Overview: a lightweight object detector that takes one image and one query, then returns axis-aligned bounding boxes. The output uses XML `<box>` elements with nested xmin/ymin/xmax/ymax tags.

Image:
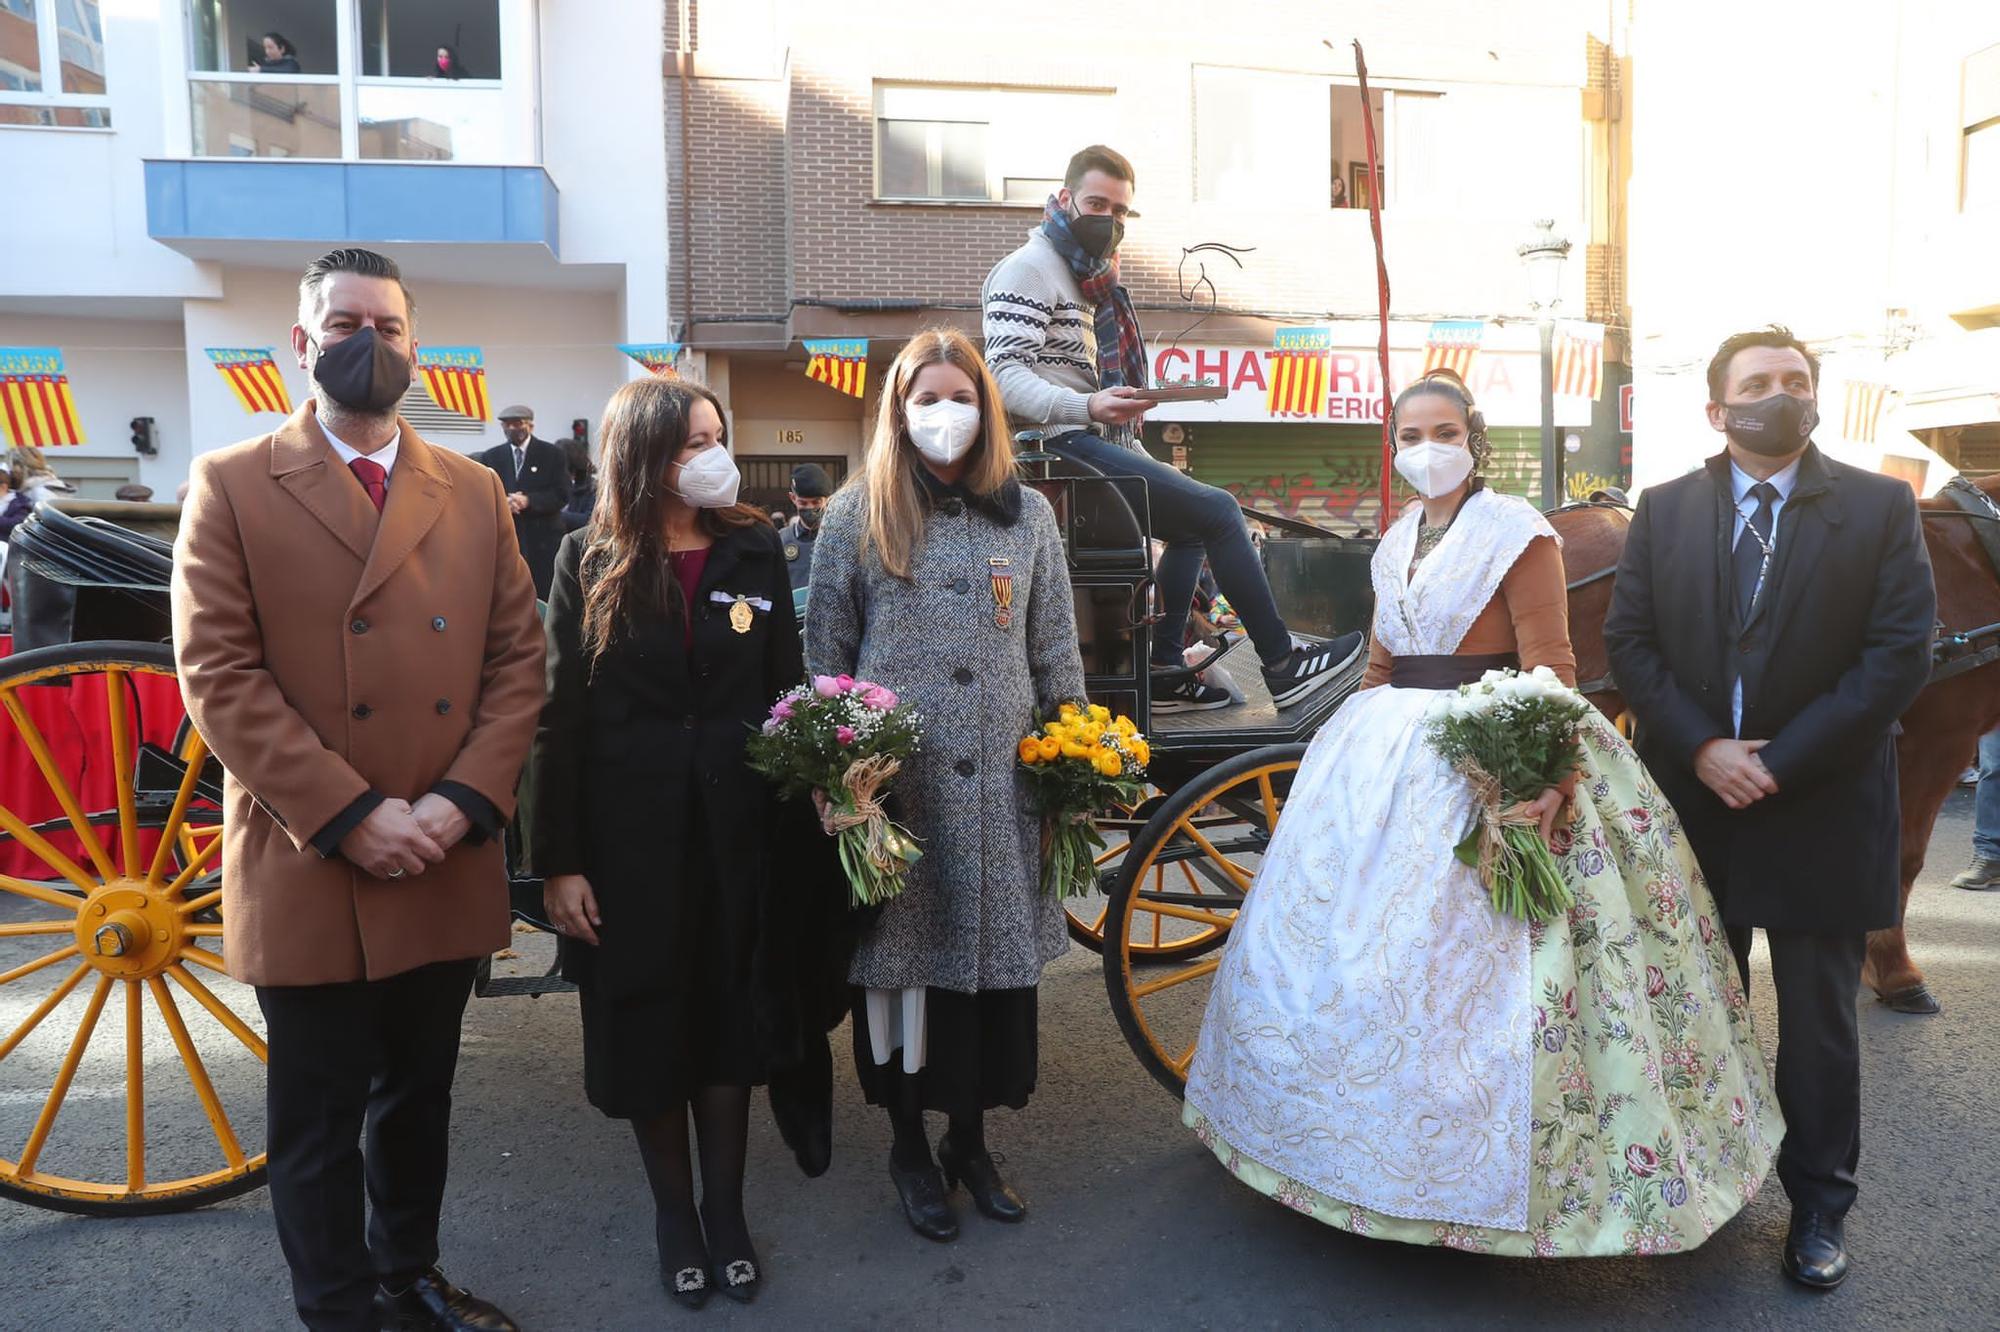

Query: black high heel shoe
<box><xmin>701</xmin><ymin>1204</ymin><xmax>763</xmax><ymax>1305</ymax></box>
<box><xmin>656</xmin><ymin>1212</ymin><xmax>712</xmax><ymax>1310</ymax></box>
<box><xmin>937</xmin><ymin>1133</ymin><xmax>1027</xmax><ymax>1222</ymax></box>
<box><xmin>888</xmin><ymin>1152</ymin><xmax>959</xmax><ymax>1242</ymax></box>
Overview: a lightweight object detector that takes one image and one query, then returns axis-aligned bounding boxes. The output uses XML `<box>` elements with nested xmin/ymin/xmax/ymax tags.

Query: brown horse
<box><xmin>1554</xmin><ymin>474</ymin><xmax>2000</xmax><ymax>1015</ymax></box>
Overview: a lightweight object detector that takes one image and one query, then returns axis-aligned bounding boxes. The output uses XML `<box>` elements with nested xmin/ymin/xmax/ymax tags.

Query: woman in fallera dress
<box><xmin>1183</xmin><ymin>370</ymin><xmax>1783</xmax><ymax>1257</ymax></box>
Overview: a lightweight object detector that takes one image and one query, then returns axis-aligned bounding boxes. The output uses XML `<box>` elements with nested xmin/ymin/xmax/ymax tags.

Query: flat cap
<box><xmin>497</xmin><ymin>404</ymin><xmax>535</xmax><ymax>421</ymax></box>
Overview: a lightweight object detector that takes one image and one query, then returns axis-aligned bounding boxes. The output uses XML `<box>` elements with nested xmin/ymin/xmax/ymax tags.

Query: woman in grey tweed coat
<box><xmin>806</xmin><ymin>329</ymin><xmax>1086</xmax><ymax>1242</ymax></box>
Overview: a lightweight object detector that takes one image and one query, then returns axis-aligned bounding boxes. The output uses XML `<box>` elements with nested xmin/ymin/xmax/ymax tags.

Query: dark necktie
<box><xmin>1732</xmin><ymin>481</ymin><xmax>1778</xmax><ymax>617</ymax></box>
<box><xmin>513</xmin><ymin>445</ymin><xmax>525</xmax><ymax>480</ymax></box>
<box><xmin>349</xmin><ymin>456</ymin><xmax>387</xmax><ymax>513</ymax></box>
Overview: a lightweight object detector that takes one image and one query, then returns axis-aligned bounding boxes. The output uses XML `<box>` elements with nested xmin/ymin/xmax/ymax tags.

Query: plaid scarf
<box><xmin>1041</xmin><ymin>196</ymin><xmax>1148</xmax><ymax>391</ymax></box>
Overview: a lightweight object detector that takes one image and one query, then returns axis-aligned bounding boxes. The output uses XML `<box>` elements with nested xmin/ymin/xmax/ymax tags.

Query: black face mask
<box><xmin>796</xmin><ymin>506</ymin><xmax>824</xmax><ymax>533</ymax></box>
<box><xmin>310</xmin><ymin>327</ymin><xmax>412</xmax><ymax>413</ymax></box>
<box><xmin>1723</xmin><ymin>392</ymin><xmax>1818</xmax><ymax>457</ymax></box>
<box><xmin>1069</xmin><ymin>209</ymin><xmax>1123</xmax><ymax>261</ymax></box>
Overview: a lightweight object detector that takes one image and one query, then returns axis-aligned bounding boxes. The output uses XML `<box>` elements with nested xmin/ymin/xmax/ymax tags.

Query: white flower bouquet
<box><xmin>1424</xmin><ymin>665</ymin><xmax>1591</xmax><ymax>921</ymax></box>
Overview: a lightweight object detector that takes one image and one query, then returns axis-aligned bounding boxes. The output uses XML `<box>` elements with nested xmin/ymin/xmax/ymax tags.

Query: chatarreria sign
<box><xmin>1143</xmin><ymin>334</ymin><xmax>1596</xmax><ymax>429</ymax></box>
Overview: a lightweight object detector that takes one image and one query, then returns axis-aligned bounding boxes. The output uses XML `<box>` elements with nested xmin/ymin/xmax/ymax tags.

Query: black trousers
<box><xmin>256</xmin><ymin>957</ymin><xmax>480</xmax><ymax>1332</ymax></box>
<box><xmin>1726</xmin><ymin>926</ymin><xmax>1866</xmax><ymax>1217</ymax></box>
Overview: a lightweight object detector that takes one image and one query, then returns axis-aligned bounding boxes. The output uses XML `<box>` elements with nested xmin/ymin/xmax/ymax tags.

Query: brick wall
<box><xmin>672</xmin><ymin>1</ymin><xmax>1605</xmax><ymax>339</ymax></box>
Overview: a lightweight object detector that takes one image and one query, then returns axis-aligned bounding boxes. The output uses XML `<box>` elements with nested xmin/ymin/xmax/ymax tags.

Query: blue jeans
<box><xmin>1976</xmin><ymin>727</ymin><xmax>2000</xmax><ymax>860</ymax></box>
<box><xmin>1047</xmin><ymin>430</ymin><xmax>1290</xmax><ymax>667</ymax></box>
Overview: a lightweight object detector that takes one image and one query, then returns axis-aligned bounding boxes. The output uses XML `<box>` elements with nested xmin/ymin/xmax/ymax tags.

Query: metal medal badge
<box><xmin>989</xmin><ymin>556</ymin><xmax>1013</xmax><ymax>628</ymax></box>
<box><xmin>729</xmin><ymin>596</ymin><xmax>754</xmax><ymax>634</ymax></box>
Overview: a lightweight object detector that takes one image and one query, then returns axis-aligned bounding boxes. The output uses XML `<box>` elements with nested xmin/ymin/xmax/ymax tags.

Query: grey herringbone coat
<box><xmin>805</xmin><ymin>477</ymin><xmax>1086</xmax><ymax>992</ymax></box>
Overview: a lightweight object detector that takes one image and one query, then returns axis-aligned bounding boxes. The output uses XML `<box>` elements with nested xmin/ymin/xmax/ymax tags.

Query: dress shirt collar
<box><xmin>321</xmin><ymin>417</ymin><xmax>400</xmax><ymax>475</ymax></box>
<box><xmin>1729</xmin><ymin>455</ymin><xmax>1801</xmax><ymax>507</ymax></box>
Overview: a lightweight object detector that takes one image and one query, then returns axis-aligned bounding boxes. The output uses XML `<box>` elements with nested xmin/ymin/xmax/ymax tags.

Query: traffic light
<box><xmin>129</xmin><ymin>416</ymin><xmax>157</xmax><ymax>457</ymax></box>
<box><xmin>571</xmin><ymin>418</ymin><xmax>588</xmax><ymax>445</ymax></box>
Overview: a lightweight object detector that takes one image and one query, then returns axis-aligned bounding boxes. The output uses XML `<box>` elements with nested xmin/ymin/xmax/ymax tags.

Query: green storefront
<box><xmin>1145</xmin><ymin>423</ymin><xmax>1549</xmax><ymax>536</ymax></box>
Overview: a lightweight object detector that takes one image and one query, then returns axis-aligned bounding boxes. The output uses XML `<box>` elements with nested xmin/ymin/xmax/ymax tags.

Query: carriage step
<box><xmin>474</xmin><ymin>973</ymin><xmax>576</xmax><ymax>999</ymax></box>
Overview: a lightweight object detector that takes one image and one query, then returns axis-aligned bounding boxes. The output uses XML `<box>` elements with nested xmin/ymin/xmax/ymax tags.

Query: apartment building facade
<box><xmin>669</xmin><ymin>0</ymin><xmax>1630</xmax><ymax>528</ymax></box>
<box><xmin>0</xmin><ymin>0</ymin><xmax>668</xmax><ymax>495</ymax></box>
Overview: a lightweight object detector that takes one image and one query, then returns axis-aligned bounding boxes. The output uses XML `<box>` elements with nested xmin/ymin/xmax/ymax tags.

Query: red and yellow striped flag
<box><xmin>1842</xmin><ymin>381</ymin><xmax>1892</xmax><ymax>443</ymax></box>
<box><xmin>1551</xmin><ymin>321</ymin><xmax>1605</xmax><ymax>400</ymax></box>
<box><xmin>413</xmin><ymin>346</ymin><xmax>491</xmax><ymax>421</ymax></box>
<box><xmin>0</xmin><ymin>347</ymin><xmax>86</xmax><ymax>447</ymax></box>
<box><xmin>804</xmin><ymin>338</ymin><xmax>868</xmax><ymax>398</ymax></box>
<box><xmin>617</xmin><ymin>342</ymin><xmax>683</xmax><ymax>377</ymax></box>
<box><xmin>1422</xmin><ymin>321</ymin><xmax>1486</xmax><ymax>379</ymax></box>
<box><xmin>1266</xmin><ymin>327</ymin><xmax>1331</xmax><ymax>418</ymax></box>
<box><xmin>206</xmin><ymin>347</ymin><xmax>294</xmax><ymax>415</ymax></box>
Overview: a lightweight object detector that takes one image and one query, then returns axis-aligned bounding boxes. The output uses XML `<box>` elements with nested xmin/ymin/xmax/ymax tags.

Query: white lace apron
<box><xmin>1184</xmin><ymin>489</ymin><xmax>1559</xmax><ymax>1230</ymax></box>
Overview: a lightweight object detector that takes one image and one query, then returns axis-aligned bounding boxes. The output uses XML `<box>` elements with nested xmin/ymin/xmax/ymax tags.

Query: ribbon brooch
<box><xmin>709</xmin><ymin>589</ymin><xmax>771</xmax><ymax>634</ymax></box>
<box><xmin>989</xmin><ymin>557</ymin><xmax>1013</xmax><ymax>629</ymax></box>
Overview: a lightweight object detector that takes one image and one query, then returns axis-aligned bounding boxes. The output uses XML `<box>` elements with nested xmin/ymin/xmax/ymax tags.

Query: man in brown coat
<box><xmin>172</xmin><ymin>248</ymin><xmax>544</xmax><ymax>1332</ymax></box>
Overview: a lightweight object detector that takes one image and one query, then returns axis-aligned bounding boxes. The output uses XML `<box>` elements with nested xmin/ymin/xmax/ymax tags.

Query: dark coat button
<box><xmin>432</xmin><ymin>616</ymin><xmax>447</xmax><ymax>631</ymax></box>
<box><xmin>435</xmin><ymin>699</ymin><xmax>451</xmax><ymax>714</ymax></box>
<box><xmin>953</xmin><ymin>667</ymin><xmax>974</xmax><ymax>685</ymax></box>
<box><xmin>950</xmin><ymin>578</ymin><xmax>970</xmax><ymax>594</ymax></box>
<box><xmin>352</xmin><ymin>704</ymin><xmax>372</xmax><ymax>719</ymax></box>
<box><xmin>350</xmin><ymin>618</ymin><xmax>368</xmax><ymax>634</ymax></box>
<box><xmin>954</xmin><ymin>759</ymin><xmax>975</xmax><ymax>777</ymax></box>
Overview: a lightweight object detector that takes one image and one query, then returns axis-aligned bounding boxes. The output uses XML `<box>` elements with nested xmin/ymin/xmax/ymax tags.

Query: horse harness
<box><xmin>1925</xmin><ymin>477</ymin><xmax>2000</xmax><ymax>686</ymax></box>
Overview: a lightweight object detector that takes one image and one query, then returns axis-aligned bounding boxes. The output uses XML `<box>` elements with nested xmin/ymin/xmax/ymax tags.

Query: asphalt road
<box><xmin>5</xmin><ymin>794</ymin><xmax>1998</xmax><ymax>1331</ymax></box>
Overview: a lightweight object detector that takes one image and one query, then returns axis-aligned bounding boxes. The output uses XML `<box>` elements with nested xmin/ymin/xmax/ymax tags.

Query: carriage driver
<box><xmin>173</xmin><ymin>247</ymin><xmax>544</xmax><ymax>1332</ymax></box>
<box><xmin>1606</xmin><ymin>325</ymin><xmax>1935</xmax><ymax>1291</ymax></box>
<box><xmin>981</xmin><ymin>144</ymin><xmax>1363</xmax><ymax>714</ymax></box>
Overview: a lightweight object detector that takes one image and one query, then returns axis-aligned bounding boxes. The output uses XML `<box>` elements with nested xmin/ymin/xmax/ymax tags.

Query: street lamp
<box><xmin>1518</xmin><ymin>218</ymin><xmax>1571</xmax><ymax>510</ymax></box>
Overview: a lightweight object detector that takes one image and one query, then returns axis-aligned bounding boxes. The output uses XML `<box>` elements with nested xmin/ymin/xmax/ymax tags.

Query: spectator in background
<box><xmin>432</xmin><ymin>46</ymin><xmax>468</xmax><ymax>79</ymax></box>
<box><xmin>778</xmin><ymin>463</ymin><xmax>831</xmax><ymax>595</ymax></box>
<box><xmin>1950</xmin><ymin>726</ymin><xmax>2000</xmax><ymax>890</ymax></box>
<box><xmin>0</xmin><ymin>467</ymin><xmax>29</xmax><ymax>541</ymax></box>
<box><xmin>477</xmin><ymin>405</ymin><xmax>571</xmax><ymax>600</ymax></box>
<box><xmin>1330</xmin><ymin>173</ymin><xmax>1350</xmax><ymax>209</ymax></box>
<box><xmin>249</xmin><ymin>31</ymin><xmax>301</xmax><ymax>73</ymax></box>
<box><xmin>561</xmin><ymin>434</ymin><xmax>597</xmax><ymax>532</ymax></box>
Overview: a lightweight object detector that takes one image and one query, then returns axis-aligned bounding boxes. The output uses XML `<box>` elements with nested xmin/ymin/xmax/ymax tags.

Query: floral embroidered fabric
<box><xmin>1183</xmin><ymin>493</ymin><xmax>1781</xmax><ymax>1255</ymax></box>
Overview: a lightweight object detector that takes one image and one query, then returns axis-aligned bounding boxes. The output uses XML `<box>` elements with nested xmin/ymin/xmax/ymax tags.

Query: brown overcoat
<box><xmin>171</xmin><ymin>402</ymin><xmax>546</xmax><ymax>986</ymax></box>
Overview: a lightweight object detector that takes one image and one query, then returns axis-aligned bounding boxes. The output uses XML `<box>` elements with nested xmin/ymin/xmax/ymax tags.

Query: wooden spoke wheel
<box><xmin>0</xmin><ymin>641</ymin><xmax>265</xmax><ymax>1215</ymax></box>
<box><xmin>1102</xmin><ymin>745</ymin><xmax>1304</xmax><ymax>1098</ymax></box>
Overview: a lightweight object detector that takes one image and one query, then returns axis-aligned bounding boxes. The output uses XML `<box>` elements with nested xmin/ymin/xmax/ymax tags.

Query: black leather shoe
<box><xmin>713</xmin><ymin>1254</ymin><xmax>762</xmax><ymax>1304</ymax></box>
<box><xmin>937</xmin><ymin>1133</ymin><xmax>1027</xmax><ymax>1222</ymax></box>
<box><xmin>888</xmin><ymin>1153</ymin><xmax>959</xmax><ymax>1242</ymax></box>
<box><xmin>1783</xmin><ymin>1210</ymin><xmax>1851</xmax><ymax>1289</ymax></box>
<box><xmin>376</xmin><ymin>1268</ymin><xmax>519</xmax><ymax>1331</ymax></box>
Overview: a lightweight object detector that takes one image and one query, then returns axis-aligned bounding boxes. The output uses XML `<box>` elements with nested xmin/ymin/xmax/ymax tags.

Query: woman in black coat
<box><xmin>529</xmin><ymin>377</ymin><xmax>839</xmax><ymax>1309</ymax></box>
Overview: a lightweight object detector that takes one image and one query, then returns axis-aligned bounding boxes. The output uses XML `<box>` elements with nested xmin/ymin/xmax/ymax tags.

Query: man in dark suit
<box><xmin>1605</xmin><ymin>325</ymin><xmax>1935</xmax><ymax>1291</ymax></box>
<box><xmin>477</xmin><ymin>405</ymin><xmax>570</xmax><ymax>599</ymax></box>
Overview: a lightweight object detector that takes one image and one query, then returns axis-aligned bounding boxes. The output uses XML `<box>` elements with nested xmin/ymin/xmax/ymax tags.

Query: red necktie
<box><xmin>349</xmin><ymin>456</ymin><xmax>387</xmax><ymax>513</ymax></box>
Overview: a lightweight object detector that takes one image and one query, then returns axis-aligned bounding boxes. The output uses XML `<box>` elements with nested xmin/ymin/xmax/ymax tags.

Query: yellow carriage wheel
<box><xmin>0</xmin><ymin>641</ymin><xmax>265</xmax><ymax>1215</ymax></box>
<box><xmin>1061</xmin><ymin>786</ymin><xmax>1235</xmax><ymax>961</ymax></box>
<box><xmin>1102</xmin><ymin>744</ymin><xmax>1305</xmax><ymax>1098</ymax></box>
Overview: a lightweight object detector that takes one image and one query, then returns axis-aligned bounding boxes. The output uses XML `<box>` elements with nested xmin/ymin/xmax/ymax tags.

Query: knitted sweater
<box><xmin>981</xmin><ymin>229</ymin><xmax>1101</xmax><ymax>434</ymax></box>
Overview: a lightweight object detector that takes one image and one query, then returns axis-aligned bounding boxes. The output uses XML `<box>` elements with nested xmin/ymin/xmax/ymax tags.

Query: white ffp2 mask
<box><xmin>906</xmin><ymin>400</ymin><xmax>982</xmax><ymax>466</ymax></box>
<box><xmin>1393</xmin><ymin>441</ymin><xmax>1475</xmax><ymax>499</ymax></box>
<box><xmin>670</xmin><ymin>447</ymin><xmax>741</xmax><ymax>508</ymax></box>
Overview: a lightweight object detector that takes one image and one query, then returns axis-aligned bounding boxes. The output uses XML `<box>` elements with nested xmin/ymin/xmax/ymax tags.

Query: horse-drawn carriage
<box><xmin>4</xmin><ymin>443</ymin><xmax>1998</xmax><ymax>1216</ymax></box>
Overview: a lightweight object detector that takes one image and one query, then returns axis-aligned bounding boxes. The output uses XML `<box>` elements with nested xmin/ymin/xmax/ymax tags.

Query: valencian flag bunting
<box><xmin>1266</xmin><ymin>327</ymin><xmax>1331</xmax><ymax>418</ymax></box>
<box><xmin>1551</xmin><ymin>321</ymin><xmax>1606</xmax><ymax>400</ymax></box>
<box><xmin>1843</xmin><ymin>380</ymin><xmax>1892</xmax><ymax>444</ymax></box>
<box><xmin>804</xmin><ymin>338</ymin><xmax>868</xmax><ymax>398</ymax></box>
<box><xmin>1422</xmin><ymin>320</ymin><xmax>1486</xmax><ymax>379</ymax></box>
<box><xmin>617</xmin><ymin>342</ymin><xmax>683</xmax><ymax>377</ymax></box>
<box><xmin>414</xmin><ymin>346</ymin><xmax>491</xmax><ymax>421</ymax></box>
<box><xmin>0</xmin><ymin>347</ymin><xmax>86</xmax><ymax>447</ymax></box>
<box><xmin>206</xmin><ymin>347</ymin><xmax>294</xmax><ymax>415</ymax></box>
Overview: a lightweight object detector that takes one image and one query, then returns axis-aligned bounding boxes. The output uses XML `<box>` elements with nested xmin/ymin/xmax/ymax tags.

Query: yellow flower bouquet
<box><xmin>1017</xmin><ymin>701</ymin><xmax>1149</xmax><ymax>900</ymax></box>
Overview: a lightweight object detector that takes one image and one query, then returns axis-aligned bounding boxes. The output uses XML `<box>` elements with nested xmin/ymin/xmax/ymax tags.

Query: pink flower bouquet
<box><xmin>746</xmin><ymin>674</ymin><xmax>924</xmax><ymax>906</ymax></box>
